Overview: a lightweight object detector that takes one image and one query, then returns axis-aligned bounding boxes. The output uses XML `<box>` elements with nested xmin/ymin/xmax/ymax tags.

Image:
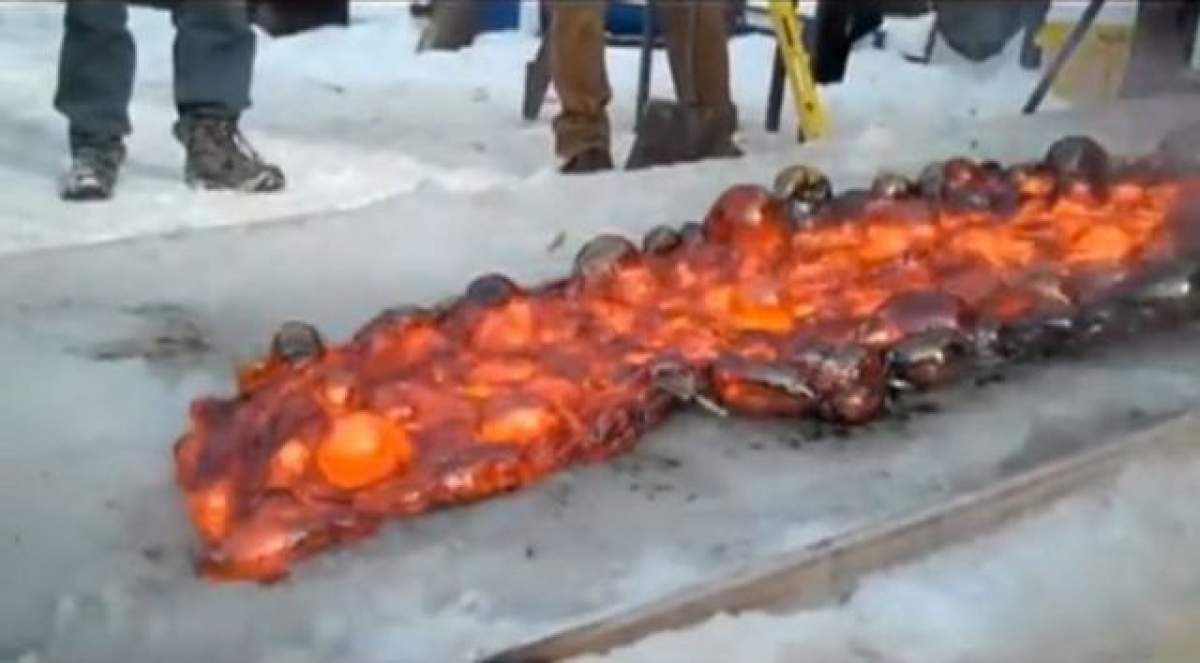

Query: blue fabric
<box><xmin>477</xmin><ymin>0</ymin><xmax>520</xmax><ymax>32</ymax></box>
<box><xmin>478</xmin><ymin>2</ymin><xmax>746</xmax><ymax>37</ymax></box>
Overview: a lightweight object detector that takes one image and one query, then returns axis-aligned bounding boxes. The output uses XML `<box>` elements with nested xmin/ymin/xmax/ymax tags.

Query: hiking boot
<box><xmin>173</xmin><ymin>112</ymin><xmax>285</xmax><ymax>192</ymax></box>
<box><xmin>561</xmin><ymin>147</ymin><xmax>615</xmax><ymax>175</ymax></box>
<box><xmin>60</xmin><ymin>135</ymin><xmax>125</xmax><ymax>202</ymax></box>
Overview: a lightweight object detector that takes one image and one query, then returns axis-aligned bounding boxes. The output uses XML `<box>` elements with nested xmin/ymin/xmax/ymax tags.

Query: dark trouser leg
<box><xmin>170</xmin><ymin>1</ymin><xmax>283</xmax><ymax>192</ymax></box>
<box><xmin>548</xmin><ymin>0</ymin><xmax>611</xmax><ymax>160</ymax></box>
<box><xmin>1018</xmin><ymin>1</ymin><xmax>1051</xmax><ymax>69</ymax></box>
<box><xmin>1122</xmin><ymin>0</ymin><xmax>1199</xmax><ymax>99</ymax></box>
<box><xmin>810</xmin><ymin>1</ymin><xmax>855</xmax><ymax>84</ymax></box>
<box><xmin>54</xmin><ymin>0</ymin><xmax>136</xmax><ymax>141</ymax></box>
<box><xmin>171</xmin><ymin>0</ymin><xmax>255</xmax><ymax>116</ymax></box>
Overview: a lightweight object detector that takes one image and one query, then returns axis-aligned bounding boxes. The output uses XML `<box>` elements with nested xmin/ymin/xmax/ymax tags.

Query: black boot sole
<box><xmin>61</xmin><ymin>187</ymin><xmax>113</xmax><ymax>202</ymax></box>
<box><xmin>185</xmin><ymin>169</ymin><xmax>286</xmax><ymax>193</ymax></box>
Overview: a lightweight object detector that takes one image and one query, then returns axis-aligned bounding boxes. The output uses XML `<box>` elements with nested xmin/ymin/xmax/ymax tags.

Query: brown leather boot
<box><xmin>561</xmin><ymin>147</ymin><xmax>615</xmax><ymax>175</ymax></box>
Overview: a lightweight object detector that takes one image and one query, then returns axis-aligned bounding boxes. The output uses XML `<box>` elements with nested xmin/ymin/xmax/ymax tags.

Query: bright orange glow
<box><xmin>175</xmin><ymin>156</ymin><xmax>1200</xmax><ymax>581</ymax></box>
<box><xmin>316</xmin><ymin>413</ymin><xmax>412</xmax><ymax>490</ymax></box>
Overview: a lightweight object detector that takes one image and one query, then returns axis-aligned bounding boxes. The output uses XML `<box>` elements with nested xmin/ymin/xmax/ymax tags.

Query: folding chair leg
<box><xmin>1023</xmin><ymin>0</ymin><xmax>1106</xmax><ymax>113</ymax></box>
<box><xmin>766</xmin><ymin>48</ymin><xmax>786</xmax><ymax>133</ymax></box>
<box><xmin>904</xmin><ymin>20</ymin><xmax>938</xmax><ymax>64</ymax></box>
<box><xmin>635</xmin><ymin>4</ymin><xmax>655</xmax><ymax>129</ymax></box>
<box><xmin>521</xmin><ymin>35</ymin><xmax>551</xmax><ymax>121</ymax></box>
<box><xmin>767</xmin><ymin>0</ymin><xmax>828</xmax><ymax>142</ymax></box>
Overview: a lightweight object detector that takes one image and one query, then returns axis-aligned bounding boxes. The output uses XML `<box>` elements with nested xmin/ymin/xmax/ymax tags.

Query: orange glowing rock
<box><xmin>478</xmin><ymin>394</ymin><xmax>562</xmax><ymax>445</ymax></box>
<box><xmin>267</xmin><ymin>438</ymin><xmax>311</xmax><ymax>488</ymax></box>
<box><xmin>174</xmin><ymin>135</ymin><xmax>1200</xmax><ymax>581</ymax></box>
<box><xmin>1068</xmin><ymin>225</ymin><xmax>1134</xmax><ymax>265</ymax></box>
<box><xmin>187</xmin><ymin>480</ymin><xmax>233</xmax><ymax>542</ymax></box>
<box><xmin>471</xmin><ymin>299</ymin><xmax>535</xmax><ymax>352</ymax></box>
<box><xmin>316</xmin><ymin>412</ymin><xmax>412</xmax><ymax>490</ymax></box>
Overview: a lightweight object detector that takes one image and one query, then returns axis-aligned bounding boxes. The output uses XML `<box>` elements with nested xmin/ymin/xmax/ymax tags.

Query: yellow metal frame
<box><xmin>767</xmin><ymin>0</ymin><xmax>829</xmax><ymax>141</ymax></box>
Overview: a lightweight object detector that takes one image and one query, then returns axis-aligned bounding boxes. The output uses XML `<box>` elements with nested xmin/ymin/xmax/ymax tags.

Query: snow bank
<box><xmin>574</xmin><ymin>451</ymin><xmax>1200</xmax><ymax>663</ymax></box>
<box><xmin>6</xmin><ymin>5</ymin><xmax>1186</xmax><ymax>663</ymax></box>
<box><xmin>0</xmin><ymin>2</ymin><xmax>1055</xmax><ymax>256</ymax></box>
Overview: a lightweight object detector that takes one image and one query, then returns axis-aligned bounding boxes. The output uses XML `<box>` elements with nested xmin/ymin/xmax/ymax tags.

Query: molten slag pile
<box><xmin>175</xmin><ymin>135</ymin><xmax>1200</xmax><ymax>581</ymax></box>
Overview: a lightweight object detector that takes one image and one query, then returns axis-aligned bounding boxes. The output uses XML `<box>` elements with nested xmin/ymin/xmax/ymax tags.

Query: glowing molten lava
<box><xmin>174</xmin><ymin>137</ymin><xmax>1200</xmax><ymax>581</ymax></box>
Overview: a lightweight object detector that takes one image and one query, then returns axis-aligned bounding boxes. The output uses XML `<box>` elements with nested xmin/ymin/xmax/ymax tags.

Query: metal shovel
<box><xmin>625</xmin><ymin>1</ymin><xmax>710</xmax><ymax>170</ymax></box>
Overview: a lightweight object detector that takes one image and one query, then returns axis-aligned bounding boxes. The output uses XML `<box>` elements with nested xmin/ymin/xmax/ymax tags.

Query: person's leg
<box><xmin>809</xmin><ymin>1</ymin><xmax>855</xmax><ymax>84</ymax></box>
<box><xmin>1122</xmin><ymin>0</ymin><xmax>1198</xmax><ymax>98</ymax></box>
<box><xmin>171</xmin><ymin>0</ymin><xmax>284</xmax><ymax>191</ymax></box>
<box><xmin>1018</xmin><ymin>0</ymin><xmax>1051</xmax><ymax>69</ymax></box>
<box><xmin>656</xmin><ymin>0</ymin><xmax>740</xmax><ymax>159</ymax></box>
<box><xmin>53</xmin><ymin>0</ymin><xmax>134</xmax><ymax>200</ymax></box>
<box><xmin>548</xmin><ymin>0</ymin><xmax>613</xmax><ymax>171</ymax></box>
<box><xmin>55</xmin><ymin>0</ymin><xmax>135</xmax><ymax>140</ymax></box>
<box><xmin>656</xmin><ymin>0</ymin><xmax>736</xmax><ymax>111</ymax></box>
<box><xmin>172</xmin><ymin>0</ymin><xmax>254</xmax><ymax>115</ymax></box>
<box><xmin>848</xmin><ymin>10</ymin><xmax>884</xmax><ymax>45</ymax></box>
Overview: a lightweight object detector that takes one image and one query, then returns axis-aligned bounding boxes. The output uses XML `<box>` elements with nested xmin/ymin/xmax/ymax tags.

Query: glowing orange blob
<box><xmin>478</xmin><ymin>395</ymin><xmax>562</xmax><ymax>445</ymax></box>
<box><xmin>174</xmin><ymin>157</ymin><xmax>1196</xmax><ymax>582</ymax></box>
<box><xmin>267</xmin><ymin>438</ymin><xmax>311</xmax><ymax>488</ymax></box>
<box><xmin>188</xmin><ymin>480</ymin><xmax>233</xmax><ymax>542</ymax></box>
<box><xmin>316</xmin><ymin>412</ymin><xmax>412</xmax><ymax>490</ymax></box>
<box><xmin>1068</xmin><ymin>225</ymin><xmax>1134</xmax><ymax>265</ymax></box>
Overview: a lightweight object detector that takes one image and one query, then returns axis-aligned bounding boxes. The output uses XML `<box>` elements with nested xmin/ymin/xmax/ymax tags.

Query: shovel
<box><xmin>522</xmin><ymin>34</ymin><xmax>552</xmax><ymax>121</ymax></box>
<box><xmin>626</xmin><ymin>2</ymin><xmax>715</xmax><ymax>170</ymax></box>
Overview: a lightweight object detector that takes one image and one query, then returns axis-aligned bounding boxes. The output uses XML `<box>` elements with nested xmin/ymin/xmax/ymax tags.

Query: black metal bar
<box><xmin>521</xmin><ymin>35</ymin><xmax>551</xmax><ymax>121</ymax></box>
<box><xmin>766</xmin><ymin>46</ymin><xmax>785</xmax><ymax>133</ymax></box>
<box><xmin>1023</xmin><ymin>0</ymin><xmax>1106</xmax><ymax>114</ymax></box>
<box><xmin>921</xmin><ymin>19</ymin><xmax>937</xmax><ymax>61</ymax></box>
<box><xmin>903</xmin><ymin>19</ymin><xmax>938</xmax><ymax>65</ymax></box>
<box><xmin>635</xmin><ymin>3</ymin><xmax>655</xmax><ymax>129</ymax></box>
<box><xmin>1018</xmin><ymin>1</ymin><xmax>1052</xmax><ymax>70</ymax></box>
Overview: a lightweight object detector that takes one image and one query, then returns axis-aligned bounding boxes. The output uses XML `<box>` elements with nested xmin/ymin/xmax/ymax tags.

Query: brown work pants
<box><xmin>548</xmin><ymin>0</ymin><xmax>736</xmax><ymax>159</ymax></box>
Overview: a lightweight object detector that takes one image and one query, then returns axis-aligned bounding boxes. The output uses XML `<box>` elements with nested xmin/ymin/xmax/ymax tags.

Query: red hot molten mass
<box><xmin>174</xmin><ymin>134</ymin><xmax>1200</xmax><ymax>581</ymax></box>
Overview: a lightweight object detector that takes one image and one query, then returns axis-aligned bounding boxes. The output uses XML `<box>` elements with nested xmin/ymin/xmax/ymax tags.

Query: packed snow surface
<box><xmin>575</xmin><ymin>451</ymin><xmax>1200</xmax><ymax>663</ymax></box>
<box><xmin>4</xmin><ymin>3</ymin><xmax>1198</xmax><ymax>663</ymax></box>
<box><xmin>0</xmin><ymin>2</ymin><xmax>1059</xmax><ymax>255</ymax></box>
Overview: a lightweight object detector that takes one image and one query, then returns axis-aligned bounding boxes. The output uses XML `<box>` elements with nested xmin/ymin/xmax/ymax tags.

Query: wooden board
<box><xmin>485</xmin><ymin>410</ymin><xmax>1200</xmax><ymax>663</ymax></box>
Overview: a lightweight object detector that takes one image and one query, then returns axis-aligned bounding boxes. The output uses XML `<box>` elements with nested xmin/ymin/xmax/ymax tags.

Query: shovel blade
<box><xmin>625</xmin><ymin>99</ymin><xmax>705</xmax><ymax>171</ymax></box>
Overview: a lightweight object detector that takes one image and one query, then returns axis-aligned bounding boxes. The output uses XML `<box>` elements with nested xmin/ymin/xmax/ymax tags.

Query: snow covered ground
<box><xmin>6</xmin><ymin>4</ymin><xmax>1200</xmax><ymax>663</ymax></box>
<box><xmin>575</xmin><ymin>449</ymin><xmax>1200</xmax><ymax>663</ymax></box>
<box><xmin>0</xmin><ymin>2</ymin><xmax>1060</xmax><ymax>256</ymax></box>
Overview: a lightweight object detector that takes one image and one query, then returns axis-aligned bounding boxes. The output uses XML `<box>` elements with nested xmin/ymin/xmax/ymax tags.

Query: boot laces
<box><xmin>72</xmin><ymin>143</ymin><xmax>121</xmax><ymax>173</ymax></box>
<box><xmin>197</xmin><ymin>116</ymin><xmax>266</xmax><ymax>166</ymax></box>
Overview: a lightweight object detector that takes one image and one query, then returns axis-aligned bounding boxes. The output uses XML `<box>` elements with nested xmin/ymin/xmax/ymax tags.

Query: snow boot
<box><xmin>173</xmin><ymin>111</ymin><xmax>285</xmax><ymax>193</ymax></box>
<box><xmin>60</xmin><ymin>135</ymin><xmax>126</xmax><ymax>202</ymax></box>
<box><xmin>561</xmin><ymin>147</ymin><xmax>615</xmax><ymax>175</ymax></box>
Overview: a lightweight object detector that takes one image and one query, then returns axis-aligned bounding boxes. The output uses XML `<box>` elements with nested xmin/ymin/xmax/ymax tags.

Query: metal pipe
<box><xmin>635</xmin><ymin>2</ymin><xmax>655</xmax><ymax>128</ymax></box>
<box><xmin>1023</xmin><ymin>0</ymin><xmax>1106</xmax><ymax>114</ymax></box>
<box><xmin>766</xmin><ymin>48</ymin><xmax>785</xmax><ymax>132</ymax></box>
